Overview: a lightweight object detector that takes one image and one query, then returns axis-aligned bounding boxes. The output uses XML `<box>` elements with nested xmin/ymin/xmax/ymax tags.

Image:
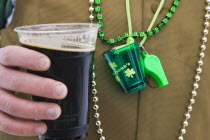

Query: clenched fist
<box><xmin>0</xmin><ymin>46</ymin><xmax>68</xmax><ymax>136</ymax></box>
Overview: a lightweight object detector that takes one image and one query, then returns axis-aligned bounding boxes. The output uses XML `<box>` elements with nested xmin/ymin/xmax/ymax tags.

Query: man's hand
<box><xmin>0</xmin><ymin>46</ymin><xmax>68</xmax><ymax>136</ymax></box>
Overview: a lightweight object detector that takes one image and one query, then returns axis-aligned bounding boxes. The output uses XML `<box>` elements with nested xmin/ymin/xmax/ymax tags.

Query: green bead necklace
<box><xmin>90</xmin><ymin>0</ymin><xmax>181</xmax><ymax>45</ymax></box>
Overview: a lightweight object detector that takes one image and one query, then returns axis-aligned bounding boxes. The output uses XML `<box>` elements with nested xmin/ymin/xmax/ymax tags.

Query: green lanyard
<box><xmin>125</xmin><ymin>0</ymin><xmax>165</xmax><ymax>46</ymax></box>
<box><xmin>125</xmin><ymin>0</ymin><xmax>169</xmax><ymax>87</ymax></box>
<box><xmin>140</xmin><ymin>0</ymin><xmax>165</xmax><ymax>46</ymax></box>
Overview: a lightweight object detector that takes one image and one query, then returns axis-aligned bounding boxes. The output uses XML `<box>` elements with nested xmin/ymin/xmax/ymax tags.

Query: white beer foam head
<box><xmin>14</xmin><ymin>23</ymin><xmax>99</xmax><ymax>52</ymax></box>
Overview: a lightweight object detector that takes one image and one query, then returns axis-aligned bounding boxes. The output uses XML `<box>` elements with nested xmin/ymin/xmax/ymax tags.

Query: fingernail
<box><xmin>37</xmin><ymin>57</ymin><xmax>49</xmax><ymax>69</ymax></box>
<box><xmin>53</xmin><ymin>84</ymin><xmax>68</xmax><ymax>99</ymax></box>
<box><xmin>47</xmin><ymin>106</ymin><xmax>61</xmax><ymax>118</ymax></box>
<box><xmin>35</xmin><ymin>126</ymin><xmax>46</xmax><ymax>135</ymax></box>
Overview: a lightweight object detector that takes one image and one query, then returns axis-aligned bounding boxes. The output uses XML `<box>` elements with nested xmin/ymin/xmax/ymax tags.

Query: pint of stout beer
<box><xmin>14</xmin><ymin>23</ymin><xmax>100</xmax><ymax>140</ymax></box>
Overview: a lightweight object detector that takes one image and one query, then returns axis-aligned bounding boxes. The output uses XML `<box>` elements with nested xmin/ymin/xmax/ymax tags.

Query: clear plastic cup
<box><xmin>14</xmin><ymin>23</ymin><xmax>100</xmax><ymax>140</ymax></box>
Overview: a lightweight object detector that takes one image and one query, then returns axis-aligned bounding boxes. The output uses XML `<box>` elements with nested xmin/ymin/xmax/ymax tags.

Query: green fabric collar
<box><xmin>0</xmin><ymin>0</ymin><xmax>14</xmax><ymax>30</ymax></box>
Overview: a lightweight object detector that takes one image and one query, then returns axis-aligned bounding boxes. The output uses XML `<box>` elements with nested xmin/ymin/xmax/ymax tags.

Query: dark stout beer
<box><xmin>22</xmin><ymin>43</ymin><xmax>94</xmax><ymax>140</ymax></box>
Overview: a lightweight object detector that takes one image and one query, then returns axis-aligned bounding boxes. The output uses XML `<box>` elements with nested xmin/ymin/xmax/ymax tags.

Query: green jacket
<box><xmin>0</xmin><ymin>0</ymin><xmax>13</xmax><ymax>29</ymax></box>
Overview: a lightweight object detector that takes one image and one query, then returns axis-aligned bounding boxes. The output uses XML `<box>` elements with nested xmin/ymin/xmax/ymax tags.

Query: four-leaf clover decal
<box><xmin>124</xmin><ymin>68</ymin><xmax>136</xmax><ymax>78</ymax></box>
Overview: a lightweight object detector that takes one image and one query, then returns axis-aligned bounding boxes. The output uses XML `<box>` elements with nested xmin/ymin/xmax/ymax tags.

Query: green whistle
<box><xmin>142</xmin><ymin>51</ymin><xmax>169</xmax><ymax>87</ymax></box>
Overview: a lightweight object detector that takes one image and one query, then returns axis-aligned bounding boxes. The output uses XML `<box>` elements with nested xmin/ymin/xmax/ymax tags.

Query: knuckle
<box><xmin>0</xmin><ymin>121</ymin><xmax>9</xmax><ymax>132</ymax></box>
<box><xmin>32</xmin><ymin>105</ymin><xmax>42</xmax><ymax>119</ymax></box>
<box><xmin>0</xmin><ymin>46</ymin><xmax>14</xmax><ymax>64</ymax></box>
<box><xmin>8</xmin><ymin>75</ymin><xmax>19</xmax><ymax>91</ymax></box>
<box><xmin>3</xmin><ymin>100</ymin><xmax>16</xmax><ymax>115</ymax></box>
<box><xmin>42</xmin><ymin>78</ymin><xmax>56</xmax><ymax>91</ymax></box>
<box><xmin>45</xmin><ymin>78</ymin><xmax>55</xmax><ymax>85</ymax></box>
<box><xmin>0</xmin><ymin>64</ymin><xmax>5</xmax><ymax>76</ymax></box>
<box><xmin>0</xmin><ymin>65</ymin><xmax>8</xmax><ymax>85</ymax></box>
<box><xmin>17</xmin><ymin>126</ymin><xmax>25</xmax><ymax>136</ymax></box>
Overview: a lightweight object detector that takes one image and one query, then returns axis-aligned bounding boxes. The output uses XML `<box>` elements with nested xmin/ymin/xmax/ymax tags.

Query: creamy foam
<box><xmin>15</xmin><ymin>23</ymin><xmax>99</xmax><ymax>52</ymax></box>
<box><xmin>19</xmin><ymin>33</ymin><xmax>95</xmax><ymax>52</ymax></box>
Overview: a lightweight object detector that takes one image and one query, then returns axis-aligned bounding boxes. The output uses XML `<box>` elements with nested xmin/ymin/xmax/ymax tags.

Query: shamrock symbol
<box><xmin>108</xmin><ymin>62</ymin><xmax>118</xmax><ymax>69</ymax></box>
<box><xmin>124</xmin><ymin>68</ymin><xmax>136</xmax><ymax>78</ymax></box>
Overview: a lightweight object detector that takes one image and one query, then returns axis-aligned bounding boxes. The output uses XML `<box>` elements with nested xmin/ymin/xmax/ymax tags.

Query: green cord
<box><xmin>125</xmin><ymin>0</ymin><xmax>165</xmax><ymax>46</ymax></box>
<box><xmin>140</xmin><ymin>0</ymin><xmax>165</xmax><ymax>46</ymax></box>
<box><xmin>126</xmin><ymin>0</ymin><xmax>133</xmax><ymax>37</ymax></box>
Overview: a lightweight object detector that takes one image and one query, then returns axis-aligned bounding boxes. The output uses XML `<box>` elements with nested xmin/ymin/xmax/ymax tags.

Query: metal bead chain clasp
<box><xmin>92</xmin><ymin>65</ymin><xmax>106</xmax><ymax>140</ymax></box>
<box><xmin>178</xmin><ymin>1</ymin><xmax>209</xmax><ymax>139</ymax></box>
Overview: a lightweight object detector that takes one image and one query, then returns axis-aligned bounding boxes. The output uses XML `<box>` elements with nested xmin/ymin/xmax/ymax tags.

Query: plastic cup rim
<box><xmin>14</xmin><ymin>23</ymin><xmax>100</xmax><ymax>34</ymax></box>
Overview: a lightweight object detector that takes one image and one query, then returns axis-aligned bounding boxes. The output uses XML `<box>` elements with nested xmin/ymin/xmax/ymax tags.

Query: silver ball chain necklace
<box><xmin>177</xmin><ymin>1</ymin><xmax>209</xmax><ymax>140</ymax></box>
<box><xmin>88</xmin><ymin>0</ymin><xmax>209</xmax><ymax>140</ymax></box>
